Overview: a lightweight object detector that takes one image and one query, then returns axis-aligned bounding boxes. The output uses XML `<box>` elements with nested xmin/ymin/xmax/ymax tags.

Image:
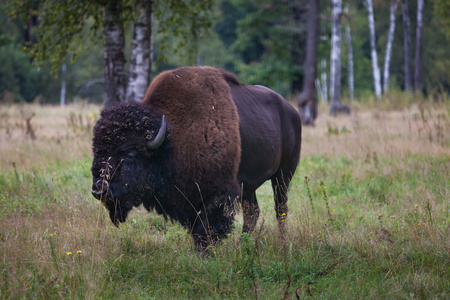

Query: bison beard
<box><xmin>91</xmin><ymin>66</ymin><xmax>301</xmax><ymax>252</ymax></box>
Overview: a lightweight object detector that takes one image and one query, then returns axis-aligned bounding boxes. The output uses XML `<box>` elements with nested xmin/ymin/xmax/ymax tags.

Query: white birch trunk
<box><xmin>402</xmin><ymin>0</ymin><xmax>413</xmax><ymax>92</ymax></box>
<box><xmin>414</xmin><ymin>0</ymin><xmax>424</xmax><ymax>93</ymax></box>
<box><xmin>383</xmin><ymin>0</ymin><xmax>399</xmax><ymax>93</ymax></box>
<box><xmin>127</xmin><ymin>0</ymin><xmax>153</xmax><ymax>102</ymax></box>
<box><xmin>103</xmin><ymin>3</ymin><xmax>127</xmax><ymax>108</ymax></box>
<box><xmin>315</xmin><ymin>79</ymin><xmax>323</xmax><ymax>103</ymax></box>
<box><xmin>344</xmin><ymin>6</ymin><xmax>354</xmax><ymax>104</ymax></box>
<box><xmin>321</xmin><ymin>59</ymin><xmax>328</xmax><ymax>104</ymax></box>
<box><xmin>366</xmin><ymin>0</ymin><xmax>382</xmax><ymax>99</ymax></box>
<box><xmin>60</xmin><ymin>63</ymin><xmax>66</xmax><ymax>107</ymax></box>
<box><xmin>330</xmin><ymin>0</ymin><xmax>342</xmax><ymax>113</ymax></box>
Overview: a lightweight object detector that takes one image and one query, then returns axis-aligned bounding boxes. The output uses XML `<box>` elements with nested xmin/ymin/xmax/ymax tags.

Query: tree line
<box><xmin>1</xmin><ymin>0</ymin><xmax>449</xmax><ymax>124</ymax></box>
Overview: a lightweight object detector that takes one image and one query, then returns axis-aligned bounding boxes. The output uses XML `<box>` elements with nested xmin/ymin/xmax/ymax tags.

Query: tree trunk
<box><xmin>383</xmin><ymin>0</ymin><xmax>399</xmax><ymax>93</ymax></box>
<box><xmin>366</xmin><ymin>0</ymin><xmax>382</xmax><ymax>99</ymax></box>
<box><xmin>60</xmin><ymin>63</ymin><xmax>66</xmax><ymax>107</ymax></box>
<box><xmin>402</xmin><ymin>0</ymin><xmax>413</xmax><ymax>92</ymax></box>
<box><xmin>297</xmin><ymin>0</ymin><xmax>320</xmax><ymax>126</ymax></box>
<box><xmin>103</xmin><ymin>1</ymin><xmax>127</xmax><ymax>109</ymax></box>
<box><xmin>26</xmin><ymin>7</ymin><xmax>38</xmax><ymax>45</ymax></box>
<box><xmin>330</xmin><ymin>0</ymin><xmax>346</xmax><ymax>115</ymax></box>
<box><xmin>344</xmin><ymin>6</ymin><xmax>354</xmax><ymax>104</ymax></box>
<box><xmin>320</xmin><ymin>59</ymin><xmax>328</xmax><ymax>104</ymax></box>
<box><xmin>290</xmin><ymin>2</ymin><xmax>306</xmax><ymax>95</ymax></box>
<box><xmin>126</xmin><ymin>0</ymin><xmax>154</xmax><ymax>102</ymax></box>
<box><xmin>414</xmin><ymin>0</ymin><xmax>424</xmax><ymax>93</ymax></box>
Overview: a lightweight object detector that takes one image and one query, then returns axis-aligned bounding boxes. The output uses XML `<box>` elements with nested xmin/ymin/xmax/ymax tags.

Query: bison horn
<box><xmin>147</xmin><ymin>115</ymin><xmax>166</xmax><ymax>150</ymax></box>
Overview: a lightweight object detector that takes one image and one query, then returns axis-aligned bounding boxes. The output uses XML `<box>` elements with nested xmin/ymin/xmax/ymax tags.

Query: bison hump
<box><xmin>142</xmin><ymin>66</ymin><xmax>241</xmax><ymax>190</ymax></box>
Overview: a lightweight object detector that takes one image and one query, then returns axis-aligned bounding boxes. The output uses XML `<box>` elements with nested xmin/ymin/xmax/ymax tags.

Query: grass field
<box><xmin>0</xmin><ymin>100</ymin><xmax>449</xmax><ymax>299</ymax></box>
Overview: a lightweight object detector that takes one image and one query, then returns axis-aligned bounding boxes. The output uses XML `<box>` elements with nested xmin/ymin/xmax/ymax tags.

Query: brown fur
<box><xmin>142</xmin><ymin>66</ymin><xmax>241</xmax><ymax>197</ymax></box>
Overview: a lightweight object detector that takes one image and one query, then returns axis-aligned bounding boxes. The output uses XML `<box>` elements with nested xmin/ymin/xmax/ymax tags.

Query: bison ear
<box><xmin>147</xmin><ymin>115</ymin><xmax>166</xmax><ymax>150</ymax></box>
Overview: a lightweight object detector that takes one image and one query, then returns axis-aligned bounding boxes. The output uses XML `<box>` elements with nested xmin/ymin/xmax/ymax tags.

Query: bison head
<box><xmin>91</xmin><ymin>102</ymin><xmax>172</xmax><ymax>226</ymax></box>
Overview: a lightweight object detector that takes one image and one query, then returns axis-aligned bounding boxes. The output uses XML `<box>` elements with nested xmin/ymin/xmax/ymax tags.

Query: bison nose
<box><xmin>91</xmin><ymin>181</ymin><xmax>109</xmax><ymax>200</ymax></box>
<box><xmin>91</xmin><ymin>189</ymin><xmax>102</xmax><ymax>200</ymax></box>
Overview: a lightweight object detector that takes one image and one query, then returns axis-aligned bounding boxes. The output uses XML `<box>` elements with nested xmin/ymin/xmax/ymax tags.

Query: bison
<box><xmin>91</xmin><ymin>66</ymin><xmax>301</xmax><ymax>250</ymax></box>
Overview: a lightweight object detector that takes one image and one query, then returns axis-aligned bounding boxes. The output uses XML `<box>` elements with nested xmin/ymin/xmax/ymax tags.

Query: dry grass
<box><xmin>302</xmin><ymin>103</ymin><xmax>449</xmax><ymax>159</ymax></box>
<box><xmin>0</xmin><ymin>103</ymin><xmax>98</xmax><ymax>172</ymax></box>
<box><xmin>1</xmin><ymin>101</ymin><xmax>448</xmax><ymax>170</ymax></box>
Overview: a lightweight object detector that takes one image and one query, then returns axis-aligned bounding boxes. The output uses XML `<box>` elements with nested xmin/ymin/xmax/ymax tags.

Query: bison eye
<box><xmin>124</xmin><ymin>149</ymin><xmax>138</xmax><ymax>161</ymax></box>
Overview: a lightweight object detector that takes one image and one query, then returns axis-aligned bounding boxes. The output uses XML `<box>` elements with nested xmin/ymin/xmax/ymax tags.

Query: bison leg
<box><xmin>241</xmin><ymin>191</ymin><xmax>260</xmax><ymax>234</ymax></box>
<box><xmin>191</xmin><ymin>192</ymin><xmax>236</xmax><ymax>252</ymax></box>
<box><xmin>271</xmin><ymin>171</ymin><xmax>291</xmax><ymax>235</ymax></box>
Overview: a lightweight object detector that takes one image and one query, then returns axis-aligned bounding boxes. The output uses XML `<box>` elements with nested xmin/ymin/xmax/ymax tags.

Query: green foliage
<box><xmin>433</xmin><ymin>0</ymin><xmax>450</xmax><ymax>36</ymax></box>
<box><xmin>6</xmin><ymin>0</ymin><xmax>103</xmax><ymax>74</ymax></box>
<box><xmin>155</xmin><ymin>0</ymin><xmax>215</xmax><ymax>65</ymax></box>
<box><xmin>0</xmin><ymin>3</ymin><xmax>105</xmax><ymax>103</ymax></box>
<box><xmin>214</xmin><ymin>0</ymin><xmax>303</xmax><ymax>96</ymax></box>
<box><xmin>0</xmin><ymin>4</ymin><xmax>37</xmax><ymax>102</ymax></box>
<box><xmin>5</xmin><ymin>0</ymin><xmax>215</xmax><ymax>74</ymax></box>
<box><xmin>0</xmin><ymin>38</ymin><xmax>63</xmax><ymax>103</ymax></box>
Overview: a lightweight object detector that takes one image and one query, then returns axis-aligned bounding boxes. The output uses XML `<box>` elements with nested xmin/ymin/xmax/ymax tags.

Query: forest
<box><xmin>0</xmin><ymin>1</ymin><xmax>449</xmax><ymax>298</ymax></box>
<box><xmin>1</xmin><ymin>0</ymin><xmax>449</xmax><ymax>111</ymax></box>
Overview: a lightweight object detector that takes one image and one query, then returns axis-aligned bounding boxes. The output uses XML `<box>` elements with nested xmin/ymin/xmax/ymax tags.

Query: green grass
<box><xmin>0</xmin><ymin>103</ymin><xmax>449</xmax><ymax>299</ymax></box>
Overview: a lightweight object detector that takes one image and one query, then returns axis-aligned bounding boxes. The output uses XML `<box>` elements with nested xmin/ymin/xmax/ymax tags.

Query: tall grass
<box><xmin>0</xmin><ymin>101</ymin><xmax>449</xmax><ymax>298</ymax></box>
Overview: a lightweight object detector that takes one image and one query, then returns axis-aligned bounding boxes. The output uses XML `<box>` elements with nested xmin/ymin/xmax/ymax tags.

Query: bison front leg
<box><xmin>191</xmin><ymin>193</ymin><xmax>236</xmax><ymax>252</ymax></box>
<box><xmin>241</xmin><ymin>191</ymin><xmax>260</xmax><ymax>234</ymax></box>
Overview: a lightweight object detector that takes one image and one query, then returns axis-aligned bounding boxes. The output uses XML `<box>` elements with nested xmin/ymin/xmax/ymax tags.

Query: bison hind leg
<box><xmin>241</xmin><ymin>191</ymin><xmax>260</xmax><ymax>234</ymax></box>
<box><xmin>271</xmin><ymin>171</ymin><xmax>293</xmax><ymax>235</ymax></box>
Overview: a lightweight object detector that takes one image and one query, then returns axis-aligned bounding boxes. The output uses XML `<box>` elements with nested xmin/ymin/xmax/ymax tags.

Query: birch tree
<box><xmin>383</xmin><ymin>0</ymin><xmax>399</xmax><ymax>93</ymax></box>
<box><xmin>126</xmin><ymin>0</ymin><xmax>154</xmax><ymax>103</ymax></box>
<box><xmin>330</xmin><ymin>0</ymin><xmax>343</xmax><ymax>114</ymax></box>
<box><xmin>103</xmin><ymin>1</ymin><xmax>127</xmax><ymax>108</ymax></box>
<box><xmin>402</xmin><ymin>0</ymin><xmax>413</xmax><ymax>92</ymax></box>
<box><xmin>414</xmin><ymin>0</ymin><xmax>424</xmax><ymax>93</ymax></box>
<box><xmin>344</xmin><ymin>6</ymin><xmax>354</xmax><ymax>104</ymax></box>
<box><xmin>60</xmin><ymin>64</ymin><xmax>66</xmax><ymax>107</ymax></box>
<box><xmin>298</xmin><ymin>0</ymin><xmax>320</xmax><ymax>126</ymax></box>
<box><xmin>319</xmin><ymin>59</ymin><xmax>328</xmax><ymax>104</ymax></box>
<box><xmin>366</xmin><ymin>0</ymin><xmax>382</xmax><ymax>99</ymax></box>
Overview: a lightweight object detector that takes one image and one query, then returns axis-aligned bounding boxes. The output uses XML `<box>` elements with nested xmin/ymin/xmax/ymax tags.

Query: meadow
<box><xmin>0</xmin><ymin>99</ymin><xmax>449</xmax><ymax>299</ymax></box>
